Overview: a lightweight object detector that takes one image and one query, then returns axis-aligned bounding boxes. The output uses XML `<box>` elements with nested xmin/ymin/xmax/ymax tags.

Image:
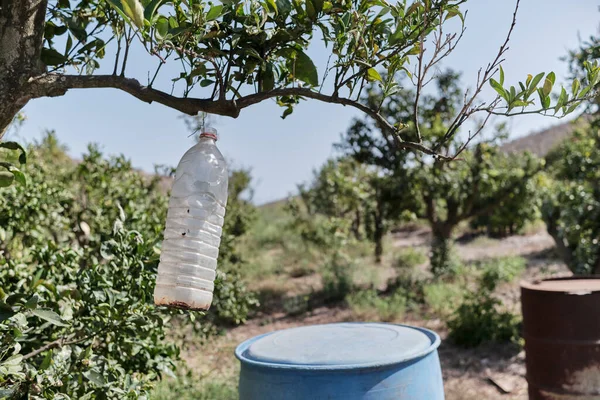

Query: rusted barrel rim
<box><xmin>520</xmin><ymin>275</ymin><xmax>600</xmax><ymax>293</ymax></box>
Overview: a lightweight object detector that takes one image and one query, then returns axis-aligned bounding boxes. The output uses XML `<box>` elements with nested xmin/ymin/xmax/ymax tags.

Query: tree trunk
<box><xmin>430</xmin><ymin>223</ymin><xmax>455</xmax><ymax>277</ymax></box>
<box><xmin>352</xmin><ymin>209</ymin><xmax>362</xmax><ymax>240</ymax></box>
<box><xmin>0</xmin><ymin>0</ymin><xmax>48</xmax><ymax>137</ymax></box>
<box><xmin>545</xmin><ymin>217</ymin><xmax>573</xmax><ymax>271</ymax></box>
<box><xmin>374</xmin><ymin>210</ymin><xmax>383</xmax><ymax>264</ymax></box>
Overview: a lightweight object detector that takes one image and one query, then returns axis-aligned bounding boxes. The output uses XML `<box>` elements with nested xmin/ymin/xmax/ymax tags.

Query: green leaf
<box><xmin>41</xmin><ymin>48</ymin><xmax>67</xmax><ymax>66</ymax></box>
<box><xmin>281</xmin><ymin>106</ymin><xmax>293</xmax><ymax>119</ymax></box>
<box><xmin>84</xmin><ymin>369</ymin><xmax>106</xmax><ymax>386</ymax></box>
<box><xmin>40</xmin><ymin>351</ymin><xmax>53</xmax><ymax>370</ymax></box>
<box><xmin>406</xmin><ymin>45</ymin><xmax>420</xmax><ymax>55</ymax></box>
<box><xmin>571</xmin><ymin>78</ymin><xmax>580</xmax><ymax>96</ymax></box>
<box><xmin>499</xmin><ymin>65</ymin><xmax>505</xmax><ymax>86</ymax></box>
<box><xmin>0</xmin><ymin>171</ymin><xmax>14</xmax><ymax>187</ymax></box>
<box><xmin>511</xmin><ymin>100</ymin><xmax>529</xmax><ymax>107</ymax></box>
<box><xmin>200</xmin><ymin>79</ymin><xmax>215</xmax><ymax>87</ymax></box>
<box><xmin>306</xmin><ymin>0</ymin><xmax>316</xmax><ymax>19</ymax></box>
<box><xmin>65</xmin><ymin>35</ymin><xmax>73</xmax><ymax>54</ymax></box>
<box><xmin>155</xmin><ymin>16</ymin><xmax>168</xmax><ymax>40</ymax></box>
<box><xmin>31</xmin><ymin>309</ymin><xmax>69</xmax><ymax>327</ymax></box>
<box><xmin>578</xmin><ymin>85</ymin><xmax>591</xmax><ymax>99</ymax></box>
<box><xmin>0</xmin><ymin>141</ymin><xmax>25</xmax><ymax>153</ymax></box>
<box><xmin>265</xmin><ymin>0</ymin><xmax>278</xmax><ymax>15</ymax></box>
<box><xmin>509</xmin><ymin>86</ymin><xmax>516</xmax><ymax>101</ymax></box>
<box><xmin>445</xmin><ymin>7</ymin><xmax>463</xmax><ymax>23</ymax></box>
<box><xmin>122</xmin><ymin>0</ymin><xmax>145</xmax><ymax>28</ymax></box>
<box><xmin>490</xmin><ymin>78</ymin><xmax>507</xmax><ymax>101</ymax></box>
<box><xmin>275</xmin><ymin>0</ymin><xmax>292</xmax><ymax>16</ymax></box>
<box><xmin>106</xmin><ymin>0</ymin><xmax>131</xmax><ymax>25</ymax></box>
<box><xmin>529</xmin><ymin>72</ymin><xmax>545</xmax><ymax>91</ymax></box>
<box><xmin>0</xmin><ymin>303</ymin><xmax>15</xmax><ymax>322</ymax></box>
<box><xmin>144</xmin><ymin>0</ymin><xmax>165</xmax><ymax>21</ymax></box>
<box><xmin>542</xmin><ymin>72</ymin><xmax>555</xmax><ymax>96</ymax></box>
<box><xmin>261</xmin><ymin>64</ymin><xmax>275</xmax><ymax>92</ymax></box>
<box><xmin>292</xmin><ymin>50</ymin><xmax>318</xmax><ymax>86</ymax></box>
<box><xmin>206</xmin><ymin>5</ymin><xmax>223</xmax><ymax>21</ymax></box>
<box><xmin>367</xmin><ymin>68</ymin><xmax>383</xmax><ymax>82</ymax></box>
<box><xmin>10</xmin><ymin>168</ymin><xmax>26</xmax><ymax>186</ymax></box>
<box><xmin>311</xmin><ymin>0</ymin><xmax>324</xmax><ymax>13</ymax></box>
<box><xmin>555</xmin><ymin>87</ymin><xmax>568</xmax><ymax>113</ymax></box>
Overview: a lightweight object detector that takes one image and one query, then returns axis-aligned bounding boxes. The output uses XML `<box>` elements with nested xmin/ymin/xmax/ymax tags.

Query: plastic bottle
<box><xmin>154</xmin><ymin>127</ymin><xmax>228</xmax><ymax>310</ymax></box>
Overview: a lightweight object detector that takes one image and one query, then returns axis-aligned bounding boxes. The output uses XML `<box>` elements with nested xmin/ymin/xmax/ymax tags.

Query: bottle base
<box><xmin>154</xmin><ymin>285</ymin><xmax>213</xmax><ymax>311</ymax></box>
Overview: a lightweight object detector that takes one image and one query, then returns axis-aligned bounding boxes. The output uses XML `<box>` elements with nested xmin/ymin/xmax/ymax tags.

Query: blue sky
<box><xmin>14</xmin><ymin>0</ymin><xmax>600</xmax><ymax>204</ymax></box>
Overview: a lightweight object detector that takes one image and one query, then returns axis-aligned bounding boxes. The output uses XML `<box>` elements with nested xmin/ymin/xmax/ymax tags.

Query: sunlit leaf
<box><xmin>31</xmin><ymin>309</ymin><xmax>69</xmax><ymax>327</ymax></box>
<box><xmin>206</xmin><ymin>5</ymin><xmax>223</xmax><ymax>21</ymax></box>
<box><xmin>367</xmin><ymin>68</ymin><xmax>383</xmax><ymax>82</ymax></box>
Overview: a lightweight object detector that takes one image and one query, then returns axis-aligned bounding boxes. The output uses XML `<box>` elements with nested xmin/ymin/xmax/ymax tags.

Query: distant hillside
<box><xmin>500</xmin><ymin>115</ymin><xmax>590</xmax><ymax>156</ymax></box>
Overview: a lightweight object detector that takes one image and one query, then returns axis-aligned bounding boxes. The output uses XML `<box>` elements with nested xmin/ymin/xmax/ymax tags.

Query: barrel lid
<box><xmin>521</xmin><ymin>277</ymin><xmax>600</xmax><ymax>293</ymax></box>
<box><xmin>235</xmin><ymin>323</ymin><xmax>440</xmax><ymax>370</ymax></box>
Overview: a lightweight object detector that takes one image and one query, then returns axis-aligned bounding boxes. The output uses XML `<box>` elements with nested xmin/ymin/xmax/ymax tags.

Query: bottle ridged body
<box><xmin>154</xmin><ymin>137</ymin><xmax>228</xmax><ymax>310</ymax></box>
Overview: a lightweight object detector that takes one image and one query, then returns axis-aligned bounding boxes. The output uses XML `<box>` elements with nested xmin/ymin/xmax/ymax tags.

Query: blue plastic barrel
<box><xmin>235</xmin><ymin>322</ymin><xmax>444</xmax><ymax>400</ymax></box>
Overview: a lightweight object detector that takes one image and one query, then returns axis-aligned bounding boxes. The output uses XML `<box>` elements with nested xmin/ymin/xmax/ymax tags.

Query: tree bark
<box><xmin>545</xmin><ymin>217</ymin><xmax>573</xmax><ymax>270</ymax></box>
<box><xmin>352</xmin><ymin>209</ymin><xmax>362</xmax><ymax>240</ymax></box>
<box><xmin>430</xmin><ymin>222</ymin><xmax>455</xmax><ymax>276</ymax></box>
<box><xmin>373</xmin><ymin>196</ymin><xmax>384</xmax><ymax>263</ymax></box>
<box><xmin>0</xmin><ymin>0</ymin><xmax>47</xmax><ymax>138</ymax></box>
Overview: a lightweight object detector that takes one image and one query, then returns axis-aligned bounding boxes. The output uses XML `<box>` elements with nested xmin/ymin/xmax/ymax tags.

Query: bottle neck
<box><xmin>199</xmin><ymin>136</ymin><xmax>216</xmax><ymax>144</ymax></box>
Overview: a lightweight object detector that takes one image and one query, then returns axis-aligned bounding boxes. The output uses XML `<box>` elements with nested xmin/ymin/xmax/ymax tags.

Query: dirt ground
<box><xmin>183</xmin><ymin>229</ymin><xmax>571</xmax><ymax>399</ymax></box>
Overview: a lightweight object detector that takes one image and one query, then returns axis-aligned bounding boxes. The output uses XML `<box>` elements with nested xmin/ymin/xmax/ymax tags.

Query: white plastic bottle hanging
<box><xmin>154</xmin><ymin>127</ymin><xmax>228</xmax><ymax>310</ymax></box>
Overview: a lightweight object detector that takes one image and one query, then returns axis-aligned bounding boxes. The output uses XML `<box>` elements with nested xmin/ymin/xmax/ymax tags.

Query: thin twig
<box><xmin>440</xmin><ymin>0</ymin><xmax>521</xmax><ymax>157</ymax></box>
<box><xmin>22</xmin><ymin>335</ymin><xmax>90</xmax><ymax>361</ymax></box>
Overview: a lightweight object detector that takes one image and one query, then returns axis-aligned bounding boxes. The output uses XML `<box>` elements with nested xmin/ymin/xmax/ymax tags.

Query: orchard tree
<box><xmin>299</xmin><ymin>158</ymin><xmax>371</xmax><ymax>240</ymax></box>
<box><xmin>300</xmin><ymin>157</ymin><xmax>416</xmax><ymax>262</ymax></box>
<box><xmin>2</xmin><ymin>0</ymin><xmax>598</xmax><ymax>165</ymax></box>
<box><xmin>340</xmin><ymin>72</ymin><xmax>543</xmax><ymax>275</ymax></box>
<box><xmin>417</xmin><ymin>143</ymin><xmax>541</xmax><ymax>275</ymax></box>
<box><xmin>542</xmin><ymin>125</ymin><xmax>600</xmax><ymax>275</ymax></box>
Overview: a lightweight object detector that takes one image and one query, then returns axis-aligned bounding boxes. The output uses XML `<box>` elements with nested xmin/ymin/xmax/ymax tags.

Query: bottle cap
<box><xmin>199</xmin><ymin>127</ymin><xmax>218</xmax><ymax>141</ymax></box>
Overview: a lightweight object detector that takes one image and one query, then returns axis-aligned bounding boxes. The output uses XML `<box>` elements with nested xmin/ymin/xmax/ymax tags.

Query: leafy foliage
<box><xmin>542</xmin><ymin>124</ymin><xmax>600</xmax><ymax>274</ymax></box>
<box><xmin>0</xmin><ymin>114</ymin><xmax>28</xmax><ymax>189</ymax></box>
<box><xmin>346</xmin><ymin>289</ymin><xmax>406</xmax><ymax>322</ymax></box>
<box><xmin>299</xmin><ymin>157</ymin><xmax>414</xmax><ymax>262</ymax></box>
<box><xmin>447</xmin><ymin>259</ymin><xmax>522</xmax><ymax>348</ymax></box>
<box><xmin>470</xmin><ymin>174</ymin><xmax>542</xmax><ymax>237</ymax></box>
<box><xmin>13</xmin><ymin>0</ymin><xmax>595</xmax><ymax>158</ymax></box>
<box><xmin>0</xmin><ymin>133</ymin><xmax>257</xmax><ymax>398</ymax></box>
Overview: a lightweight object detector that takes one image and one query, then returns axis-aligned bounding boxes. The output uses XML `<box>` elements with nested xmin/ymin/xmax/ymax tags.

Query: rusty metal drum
<box><xmin>521</xmin><ymin>277</ymin><xmax>600</xmax><ymax>399</ymax></box>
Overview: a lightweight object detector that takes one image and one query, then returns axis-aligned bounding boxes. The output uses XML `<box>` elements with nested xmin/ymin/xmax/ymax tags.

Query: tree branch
<box><xmin>236</xmin><ymin>88</ymin><xmax>447</xmax><ymax>156</ymax></box>
<box><xmin>22</xmin><ymin>334</ymin><xmax>90</xmax><ymax>361</ymax></box>
<box><xmin>26</xmin><ymin>74</ymin><xmax>240</xmax><ymax>117</ymax></box>
<box><xmin>24</xmin><ymin>74</ymin><xmax>451</xmax><ymax>158</ymax></box>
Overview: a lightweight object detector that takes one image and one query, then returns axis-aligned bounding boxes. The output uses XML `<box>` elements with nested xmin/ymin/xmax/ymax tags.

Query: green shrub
<box><xmin>322</xmin><ymin>253</ymin><xmax>354</xmax><ymax>302</ymax></box>
<box><xmin>423</xmin><ymin>282</ymin><xmax>464</xmax><ymax>318</ymax></box>
<box><xmin>479</xmin><ymin>256</ymin><xmax>526</xmax><ymax>289</ymax></box>
<box><xmin>0</xmin><ymin>135</ymin><xmax>257</xmax><ymax>398</ymax></box>
<box><xmin>346</xmin><ymin>290</ymin><xmax>406</xmax><ymax>322</ymax></box>
<box><xmin>447</xmin><ymin>259</ymin><xmax>521</xmax><ymax>348</ymax></box>
<box><xmin>542</xmin><ymin>126</ymin><xmax>600</xmax><ymax>274</ymax></box>
<box><xmin>470</xmin><ymin>176</ymin><xmax>542</xmax><ymax>238</ymax></box>
<box><xmin>152</xmin><ymin>377</ymin><xmax>237</xmax><ymax>400</ymax></box>
<box><xmin>447</xmin><ymin>293</ymin><xmax>521</xmax><ymax>348</ymax></box>
<box><xmin>395</xmin><ymin>248</ymin><xmax>427</xmax><ymax>270</ymax></box>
